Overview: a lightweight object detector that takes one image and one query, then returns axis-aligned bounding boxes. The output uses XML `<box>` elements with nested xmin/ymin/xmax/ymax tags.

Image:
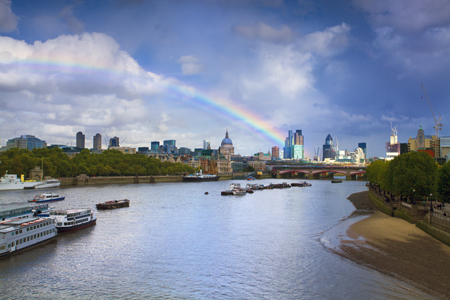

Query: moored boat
<box><xmin>0</xmin><ymin>217</ymin><xmax>57</xmax><ymax>257</ymax></box>
<box><xmin>0</xmin><ymin>173</ymin><xmax>41</xmax><ymax>190</ymax></box>
<box><xmin>34</xmin><ymin>179</ymin><xmax>61</xmax><ymax>189</ymax></box>
<box><xmin>331</xmin><ymin>179</ymin><xmax>343</xmax><ymax>183</ymax></box>
<box><xmin>0</xmin><ymin>203</ymin><xmax>50</xmax><ymax>222</ymax></box>
<box><xmin>28</xmin><ymin>193</ymin><xmax>65</xmax><ymax>203</ymax></box>
<box><xmin>96</xmin><ymin>199</ymin><xmax>130</xmax><ymax>209</ymax></box>
<box><xmin>47</xmin><ymin>208</ymin><xmax>97</xmax><ymax>232</ymax></box>
<box><xmin>183</xmin><ymin>170</ymin><xmax>220</xmax><ymax>182</ymax></box>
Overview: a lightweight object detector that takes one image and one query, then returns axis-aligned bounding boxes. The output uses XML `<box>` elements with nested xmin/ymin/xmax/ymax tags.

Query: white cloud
<box><xmin>233</xmin><ymin>22</ymin><xmax>296</xmax><ymax>43</ymax></box>
<box><xmin>298</xmin><ymin>23</ymin><xmax>351</xmax><ymax>56</ymax></box>
<box><xmin>354</xmin><ymin>0</ymin><xmax>450</xmax><ymax>34</ymax></box>
<box><xmin>0</xmin><ymin>0</ymin><xmax>18</xmax><ymax>33</ymax></box>
<box><xmin>59</xmin><ymin>5</ymin><xmax>85</xmax><ymax>34</ymax></box>
<box><xmin>178</xmin><ymin>55</ymin><xmax>205</xmax><ymax>75</ymax></box>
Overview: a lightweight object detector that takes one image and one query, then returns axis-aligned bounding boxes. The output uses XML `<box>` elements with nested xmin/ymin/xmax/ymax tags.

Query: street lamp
<box><xmin>430</xmin><ymin>193</ymin><xmax>433</xmax><ymax>211</ymax></box>
<box><xmin>412</xmin><ymin>189</ymin><xmax>415</xmax><ymax>204</ymax></box>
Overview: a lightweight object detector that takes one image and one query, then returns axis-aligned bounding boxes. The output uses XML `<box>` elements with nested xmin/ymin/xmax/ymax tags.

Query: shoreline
<box><xmin>337</xmin><ymin>191</ymin><xmax>450</xmax><ymax>299</ymax></box>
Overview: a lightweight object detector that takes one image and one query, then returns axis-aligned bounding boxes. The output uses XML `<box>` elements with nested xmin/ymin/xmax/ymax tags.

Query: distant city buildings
<box><xmin>5</xmin><ymin>135</ymin><xmax>47</xmax><ymax>151</ymax></box>
<box><xmin>93</xmin><ymin>133</ymin><xmax>102</xmax><ymax>150</ymax></box>
<box><xmin>284</xmin><ymin>129</ymin><xmax>304</xmax><ymax>159</ymax></box>
<box><xmin>407</xmin><ymin>125</ymin><xmax>440</xmax><ymax>157</ymax></box>
<box><xmin>163</xmin><ymin>140</ymin><xmax>177</xmax><ymax>154</ymax></box>
<box><xmin>358</xmin><ymin>142</ymin><xmax>367</xmax><ymax>158</ymax></box>
<box><xmin>76</xmin><ymin>131</ymin><xmax>85</xmax><ymax>149</ymax></box>
<box><xmin>151</xmin><ymin>141</ymin><xmax>160</xmax><ymax>152</ymax></box>
<box><xmin>203</xmin><ymin>140</ymin><xmax>210</xmax><ymax>150</ymax></box>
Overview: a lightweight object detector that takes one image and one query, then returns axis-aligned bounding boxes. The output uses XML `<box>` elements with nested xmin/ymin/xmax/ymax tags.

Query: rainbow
<box><xmin>1</xmin><ymin>56</ymin><xmax>286</xmax><ymax>146</ymax></box>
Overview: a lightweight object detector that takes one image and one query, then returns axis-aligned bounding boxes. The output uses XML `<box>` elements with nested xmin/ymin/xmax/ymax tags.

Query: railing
<box><xmin>432</xmin><ymin>212</ymin><xmax>450</xmax><ymax>222</ymax></box>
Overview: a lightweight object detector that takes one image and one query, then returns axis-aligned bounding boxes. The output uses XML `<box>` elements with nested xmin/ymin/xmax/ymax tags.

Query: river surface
<box><xmin>0</xmin><ymin>180</ymin><xmax>437</xmax><ymax>299</ymax></box>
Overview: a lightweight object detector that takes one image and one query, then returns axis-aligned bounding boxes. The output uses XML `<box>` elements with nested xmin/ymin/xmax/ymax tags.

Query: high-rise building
<box><xmin>93</xmin><ymin>133</ymin><xmax>102</xmax><ymax>150</ymax></box>
<box><xmin>272</xmin><ymin>146</ymin><xmax>279</xmax><ymax>159</ymax></box>
<box><xmin>151</xmin><ymin>141</ymin><xmax>160</xmax><ymax>151</ymax></box>
<box><xmin>203</xmin><ymin>140</ymin><xmax>210</xmax><ymax>150</ymax></box>
<box><xmin>6</xmin><ymin>135</ymin><xmax>47</xmax><ymax>151</ymax></box>
<box><xmin>109</xmin><ymin>136</ymin><xmax>120</xmax><ymax>148</ymax></box>
<box><xmin>323</xmin><ymin>134</ymin><xmax>336</xmax><ymax>160</ymax></box>
<box><xmin>283</xmin><ymin>129</ymin><xmax>304</xmax><ymax>159</ymax></box>
<box><xmin>358</xmin><ymin>142</ymin><xmax>366</xmax><ymax>158</ymax></box>
<box><xmin>163</xmin><ymin>140</ymin><xmax>176</xmax><ymax>154</ymax></box>
<box><xmin>76</xmin><ymin>131</ymin><xmax>85</xmax><ymax>149</ymax></box>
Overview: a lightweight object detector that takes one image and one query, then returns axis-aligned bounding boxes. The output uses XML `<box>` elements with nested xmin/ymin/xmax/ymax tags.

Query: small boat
<box><xmin>96</xmin><ymin>199</ymin><xmax>130</xmax><ymax>209</ymax></box>
<box><xmin>0</xmin><ymin>217</ymin><xmax>57</xmax><ymax>257</ymax></box>
<box><xmin>232</xmin><ymin>189</ymin><xmax>247</xmax><ymax>196</ymax></box>
<box><xmin>331</xmin><ymin>179</ymin><xmax>343</xmax><ymax>183</ymax></box>
<box><xmin>182</xmin><ymin>170</ymin><xmax>220</xmax><ymax>182</ymax></box>
<box><xmin>47</xmin><ymin>208</ymin><xmax>96</xmax><ymax>232</ymax></box>
<box><xmin>291</xmin><ymin>181</ymin><xmax>312</xmax><ymax>187</ymax></box>
<box><xmin>28</xmin><ymin>193</ymin><xmax>65</xmax><ymax>203</ymax></box>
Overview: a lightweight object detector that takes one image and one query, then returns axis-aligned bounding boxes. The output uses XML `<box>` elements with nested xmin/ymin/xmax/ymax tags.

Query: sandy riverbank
<box><xmin>338</xmin><ymin>191</ymin><xmax>450</xmax><ymax>299</ymax></box>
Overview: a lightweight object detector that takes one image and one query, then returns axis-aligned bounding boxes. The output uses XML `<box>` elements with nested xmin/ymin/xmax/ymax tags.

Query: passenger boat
<box><xmin>28</xmin><ymin>193</ymin><xmax>65</xmax><ymax>203</ymax></box>
<box><xmin>183</xmin><ymin>170</ymin><xmax>220</xmax><ymax>182</ymax></box>
<box><xmin>331</xmin><ymin>179</ymin><xmax>343</xmax><ymax>183</ymax></box>
<box><xmin>0</xmin><ymin>217</ymin><xmax>57</xmax><ymax>257</ymax></box>
<box><xmin>96</xmin><ymin>199</ymin><xmax>130</xmax><ymax>209</ymax></box>
<box><xmin>0</xmin><ymin>203</ymin><xmax>50</xmax><ymax>222</ymax></box>
<box><xmin>47</xmin><ymin>208</ymin><xmax>97</xmax><ymax>232</ymax></box>
<box><xmin>0</xmin><ymin>173</ymin><xmax>41</xmax><ymax>190</ymax></box>
<box><xmin>34</xmin><ymin>179</ymin><xmax>61</xmax><ymax>189</ymax></box>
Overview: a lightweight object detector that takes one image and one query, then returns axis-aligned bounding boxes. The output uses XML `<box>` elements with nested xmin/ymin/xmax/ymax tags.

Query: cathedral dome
<box><xmin>221</xmin><ymin>130</ymin><xmax>233</xmax><ymax>146</ymax></box>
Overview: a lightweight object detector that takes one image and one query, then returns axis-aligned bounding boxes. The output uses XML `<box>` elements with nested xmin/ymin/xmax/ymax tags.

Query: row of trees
<box><xmin>0</xmin><ymin>148</ymin><xmax>196</xmax><ymax>178</ymax></box>
<box><xmin>366</xmin><ymin>151</ymin><xmax>450</xmax><ymax>203</ymax></box>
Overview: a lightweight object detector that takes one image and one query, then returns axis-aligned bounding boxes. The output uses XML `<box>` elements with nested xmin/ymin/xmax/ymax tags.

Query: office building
<box><xmin>163</xmin><ymin>140</ymin><xmax>177</xmax><ymax>154</ymax></box>
<box><xmin>322</xmin><ymin>134</ymin><xmax>336</xmax><ymax>160</ymax></box>
<box><xmin>358</xmin><ymin>142</ymin><xmax>367</xmax><ymax>158</ymax></box>
<box><xmin>284</xmin><ymin>129</ymin><xmax>304</xmax><ymax>159</ymax></box>
<box><xmin>93</xmin><ymin>133</ymin><xmax>102</xmax><ymax>150</ymax></box>
<box><xmin>441</xmin><ymin>136</ymin><xmax>450</xmax><ymax>159</ymax></box>
<box><xmin>272</xmin><ymin>146</ymin><xmax>279</xmax><ymax>159</ymax></box>
<box><xmin>5</xmin><ymin>135</ymin><xmax>47</xmax><ymax>151</ymax></box>
<box><xmin>386</xmin><ymin>125</ymin><xmax>400</xmax><ymax>160</ymax></box>
<box><xmin>109</xmin><ymin>136</ymin><xmax>120</xmax><ymax>148</ymax></box>
<box><xmin>76</xmin><ymin>131</ymin><xmax>85</xmax><ymax>149</ymax></box>
<box><xmin>203</xmin><ymin>140</ymin><xmax>210</xmax><ymax>150</ymax></box>
<box><xmin>151</xmin><ymin>141</ymin><xmax>160</xmax><ymax>151</ymax></box>
<box><xmin>407</xmin><ymin>125</ymin><xmax>440</xmax><ymax>157</ymax></box>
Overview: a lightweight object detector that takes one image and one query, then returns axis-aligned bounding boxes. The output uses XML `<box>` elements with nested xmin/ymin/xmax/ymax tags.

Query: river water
<box><xmin>0</xmin><ymin>180</ymin><xmax>436</xmax><ymax>299</ymax></box>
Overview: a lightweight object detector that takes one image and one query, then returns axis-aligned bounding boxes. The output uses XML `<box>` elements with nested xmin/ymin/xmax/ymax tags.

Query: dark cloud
<box><xmin>0</xmin><ymin>0</ymin><xmax>18</xmax><ymax>32</ymax></box>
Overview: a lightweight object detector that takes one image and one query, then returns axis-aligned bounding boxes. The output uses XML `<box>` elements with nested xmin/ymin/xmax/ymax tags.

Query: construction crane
<box><xmin>421</xmin><ymin>83</ymin><xmax>443</xmax><ymax>137</ymax></box>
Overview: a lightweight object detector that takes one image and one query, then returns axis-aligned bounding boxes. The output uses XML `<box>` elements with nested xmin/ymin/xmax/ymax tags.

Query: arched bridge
<box><xmin>271</xmin><ymin>165</ymin><xmax>366</xmax><ymax>179</ymax></box>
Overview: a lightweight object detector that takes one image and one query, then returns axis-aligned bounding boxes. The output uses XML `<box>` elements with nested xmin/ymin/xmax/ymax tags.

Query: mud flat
<box><xmin>337</xmin><ymin>206</ymin><xmax>450</xmax><ymax>299</ymax></box>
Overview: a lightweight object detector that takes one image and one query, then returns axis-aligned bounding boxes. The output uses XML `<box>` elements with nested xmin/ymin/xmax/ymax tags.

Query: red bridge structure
<box><xmin>270</xmin><ymin>165</ymin><xmax>366</xmax><ymax>180</ymax></box>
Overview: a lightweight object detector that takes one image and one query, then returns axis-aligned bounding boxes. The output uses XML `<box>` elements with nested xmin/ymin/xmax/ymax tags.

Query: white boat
<box><xmin>47</xmin><ymin>208</ymin><xmax>97</xmax><ymax>232</ymax></box>
<box><xmin>34</xmin><ymin>179</ymin><xmax>61</xmax><ymax>189</ymax></box>
<box><xmin>0</xmin><ymin>203</ymin><xmax>50</xmax><ymax>222</ymax></box>
<box><xmin>28</xmin><ymin>193</ymin><xmax>65</xmax><ymax>203</ymax></box>
<box><xmin>229</xmin><ymin>183</ymin><xmax>241</xmax><ymax>190</ymax></box>
<box><xmin>0</xmin><ymin>217</ymin><xmax>57</xmax><ymax>257</ymax></box>
<box><xmin>182</xmin><ymin>170</ymin><xmax>220</xmax><ymax>182</ymax></box>
<box><xmin>0</xmin><ymin>173</ymin><xmax>41</xmax><ymax>190</ymax></box>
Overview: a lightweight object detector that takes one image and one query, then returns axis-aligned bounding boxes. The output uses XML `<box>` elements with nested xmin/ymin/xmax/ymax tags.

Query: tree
<box><xmin>437</xmin><ymin>161</ymin><xmax>450</xmax><ymax>203</ymax></box>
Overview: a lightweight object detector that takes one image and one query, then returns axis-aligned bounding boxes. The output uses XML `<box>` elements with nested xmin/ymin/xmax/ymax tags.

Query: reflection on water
<box><xmin>0</xmin><ymin>180</ymin><xmax>436</xmax><ymax>299</ymax></box>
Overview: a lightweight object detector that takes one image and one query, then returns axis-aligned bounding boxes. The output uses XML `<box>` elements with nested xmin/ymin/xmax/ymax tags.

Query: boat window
<box><xmin>7</xmin><ymin>244</ymin><xmax>10</xmax><ymax>248</ymax></box>
<box><xmin>27</xmin><ymin>237</ymin><xmax>30</xmax><ymax>241</ymax></box>
<box><xmin>34</xmin><ymin>234</ymin><xmax>36</xmax><ymax>239</ymax></box>
<box><xmin>11</xmin><ymin>232</ymin><xmax>14</xmax><ymax>236</ymax></box>
<box><xmin>11</xmin><ymin>242</ymin><xmax>15</xmax><ymax>246</ymax></box>
<box><xmin>19</xmin><ymin>230</ymin><xmax>22</xmax><ymax>234</ymax></box>
<box><xmin>0</xmin><ymin>245</ymin><xmax>5</xmax><ymax>250</ymax></box>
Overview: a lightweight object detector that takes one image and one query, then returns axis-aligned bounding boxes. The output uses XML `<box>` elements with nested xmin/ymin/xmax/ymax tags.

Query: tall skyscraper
<box><xmin>151</xmin><ymin>141</ymin><xmax>160</xmax><ymax>151</ymax></box>
<box><xmin>358</xmin><ymin>142</ymin><xmax>367</xmax><ymax>158</ymax></box>
<box><xmin>109</xmin><ymin>136</ymin><xmax>119</xmax><ymax>148</ymax></box>
<box><xmin>203</xmin><ymin>140</ymin><xmax>210</xmax><ymax>150</ymax></box>
<box><xmin>163</xmin><ymin>140</ymin><xmax>176</xmax><ymax>154</ymax></box>
<box><xmin>323</xmin><ymin>134</ymin><xmax>336</xmax><ymax>160</ymax></box>
<box><xmin>93</xmin><ymin>133</ymin><xmax>102</xmax><ymax>150</ymax></box>
<box><xmin>76</xmin><ymin>131</ymin><xmax>85</xmax><ymax>149</ymax></box>
<box><xmin>284</xmin><ymin>129</ymin><xmax>304</xmax><ymax>159</ymax></box>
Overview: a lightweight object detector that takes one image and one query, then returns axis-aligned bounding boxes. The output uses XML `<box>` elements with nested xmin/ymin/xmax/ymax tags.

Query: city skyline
<box><xmin>0</xmin><ymin>0</ymin><xmax>449</xmax><ymax>157</ymax></box>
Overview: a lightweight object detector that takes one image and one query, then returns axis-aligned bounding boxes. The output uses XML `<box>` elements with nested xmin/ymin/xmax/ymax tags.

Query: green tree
<box><xmin>437</xmin><ymin>161</ymin><xmax>450</xmax><ymax>203</ymax></box>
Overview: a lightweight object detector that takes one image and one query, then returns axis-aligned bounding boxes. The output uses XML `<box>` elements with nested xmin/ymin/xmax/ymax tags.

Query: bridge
<box><xmin>269</xmin><ymin>165</ymin><xmax>366</xmax><ymax>180</ymax></box>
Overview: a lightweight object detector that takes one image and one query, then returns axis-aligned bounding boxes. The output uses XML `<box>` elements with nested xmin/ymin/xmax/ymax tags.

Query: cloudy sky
<box><xmin>0</xmin><ymin>0</ymin><xmax>449</xmax><ymax>158</ymax></box>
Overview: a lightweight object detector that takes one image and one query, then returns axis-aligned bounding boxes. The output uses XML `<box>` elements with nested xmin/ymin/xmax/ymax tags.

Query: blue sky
<box><xmin>0</xmin><ymin>0</ymin><xmax>449</xmax><ymax>158</ymax></box>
